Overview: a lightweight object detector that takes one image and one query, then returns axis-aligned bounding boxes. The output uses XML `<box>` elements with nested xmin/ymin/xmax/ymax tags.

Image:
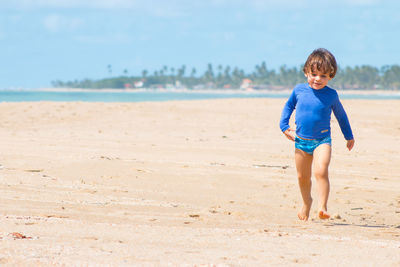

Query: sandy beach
<box><xmin>0</xmin><ymin>98</ymin><xmax>399</xmax><ymax>266</ymax></box>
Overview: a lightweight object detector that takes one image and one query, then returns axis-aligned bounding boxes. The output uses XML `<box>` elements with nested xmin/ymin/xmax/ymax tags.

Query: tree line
<box><xmin>51</xmin><ymin>63</ymin><xmax>400</xmax><ymax>90</ymax></box>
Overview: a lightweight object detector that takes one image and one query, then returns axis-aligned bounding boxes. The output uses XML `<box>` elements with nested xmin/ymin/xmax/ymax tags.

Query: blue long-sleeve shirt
<box><xmin>280</xmin><ymin>83</ymin><xmax>354</xmax><ymax>140</ymax></box>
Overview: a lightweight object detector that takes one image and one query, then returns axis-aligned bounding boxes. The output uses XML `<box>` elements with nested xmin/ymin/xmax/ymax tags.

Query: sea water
<box><xmin>0</xmin><ymin>90</ymin><xmax>399</xmax><ymax>102</ymax></box>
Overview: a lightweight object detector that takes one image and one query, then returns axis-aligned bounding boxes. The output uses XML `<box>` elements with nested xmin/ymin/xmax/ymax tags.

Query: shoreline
<box><xmin>1</xmin><ymin>87</ymin><xmax>400</xmax><ymax>96</ymax></box>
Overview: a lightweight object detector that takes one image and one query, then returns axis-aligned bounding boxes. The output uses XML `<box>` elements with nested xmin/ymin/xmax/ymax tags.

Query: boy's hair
<box><xmin>303</xmin><ymin>48</ymin><xmax>337</xmax><ymax>78</ymax></box>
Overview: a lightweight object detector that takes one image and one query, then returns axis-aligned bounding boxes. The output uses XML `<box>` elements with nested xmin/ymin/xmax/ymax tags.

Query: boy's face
<box><xmin>305</xmin><ymin>70</ymin><xmax>332</xmax><ymax>90</ymax></box>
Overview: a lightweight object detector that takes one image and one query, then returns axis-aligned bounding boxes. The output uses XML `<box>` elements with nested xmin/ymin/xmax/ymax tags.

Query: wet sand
<box><xmin>0</xmin><ymin>99</ymin><xmax>399</xmax><ymax>266</ymax></box>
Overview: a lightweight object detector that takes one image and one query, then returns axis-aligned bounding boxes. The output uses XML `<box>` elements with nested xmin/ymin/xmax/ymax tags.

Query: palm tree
<box><xmin>178</xmin><ymin>65</ymin><xmax>186</xmax><ymax>78</ymax></box>
<box><xmin>142</xmin><ymin>69</ymin><xmax>148</xmax><ymax>78</ymax></box>
<box><xmin>191</xmin><ymin>68</ymin><xmax>197</xmax><ymax>77</ymax></box>
<box><xmin>217</xmin><ymin>65</ymin><xmax>223</xmax><ymax>76</ymax></box>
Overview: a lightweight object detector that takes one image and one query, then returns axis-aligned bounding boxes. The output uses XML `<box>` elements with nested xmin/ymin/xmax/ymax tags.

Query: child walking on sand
<box><xmin>279</xmin><ymin>48</ymin><xmax>355</xmax><ymax>221</ymax></box>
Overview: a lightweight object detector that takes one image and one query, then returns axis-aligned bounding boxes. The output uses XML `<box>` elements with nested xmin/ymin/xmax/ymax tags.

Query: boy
<box><xmin>279</xmin><ymin>48</ymin><xmax>355</xmax><ymax>221</ymax></box>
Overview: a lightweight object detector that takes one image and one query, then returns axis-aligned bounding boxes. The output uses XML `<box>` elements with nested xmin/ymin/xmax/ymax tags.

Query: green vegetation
<box><xmin>51</xmin><ymin>63</ymin><xmax>400</xmax><ymax>90</ymax></box>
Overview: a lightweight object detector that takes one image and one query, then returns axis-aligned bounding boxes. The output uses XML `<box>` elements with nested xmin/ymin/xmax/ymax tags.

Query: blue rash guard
<box><xmin>280</xmin><ymin>83</ymin><xmax>353</xmax><ymax>140</ymax></box>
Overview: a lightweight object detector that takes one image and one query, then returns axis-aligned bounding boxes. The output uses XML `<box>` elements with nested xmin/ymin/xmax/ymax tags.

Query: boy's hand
<box><xmin>346</xmin><ymin>139</ymin><xmax>355</xmax><ymax>151</ymax></box>
<box><xmin>283</xmin><ymin>128</ymin><xmax>295</xmax><ymax>141</ymax></box>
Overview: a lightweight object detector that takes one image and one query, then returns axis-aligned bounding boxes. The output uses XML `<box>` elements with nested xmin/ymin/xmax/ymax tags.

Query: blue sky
<box><xmin>1</xmin><ymin>0</ymin><xmax>400</xmax><ymax>88</ymax></box>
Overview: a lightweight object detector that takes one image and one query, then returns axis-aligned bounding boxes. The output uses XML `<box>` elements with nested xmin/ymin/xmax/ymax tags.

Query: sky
<box><xmin>1</xmin><ymin>0</ymin><xmax>400</xmax><ymax>88</ymax></box>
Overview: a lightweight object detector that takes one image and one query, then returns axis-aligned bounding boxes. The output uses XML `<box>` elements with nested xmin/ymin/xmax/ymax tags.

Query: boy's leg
<box><xmin>295</xmin><ymin>148</ymin><xmax>313</xmax><ymax>221</ymax></box>
<box><xmin>313</xmin><ymin>144</ymin><xmax>332</xmax><ymax>219</ymax></box>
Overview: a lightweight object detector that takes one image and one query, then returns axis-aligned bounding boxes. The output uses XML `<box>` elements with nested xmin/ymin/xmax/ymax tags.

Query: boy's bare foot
<box><xmin>318</xmin><ymin>210</ymin><xmax>330</xmax><ymax>219</ymax></box>
<box><xmin>298</xmin><ymin>199</ymin><xmax>312</xmax><ymax>221</ymax></box>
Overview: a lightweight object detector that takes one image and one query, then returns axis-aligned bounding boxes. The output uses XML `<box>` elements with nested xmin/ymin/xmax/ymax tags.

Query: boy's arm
<box><xmin>332</xmin><ymin>95</ymin><xmax>353</xmax><ymax>141</ymax></box>
<box><xmin>332</xmin><ymin>94</ymin><xmax>355</xmax><ymax>151</ymax></box>
<box><xmin>279</xmin><ymin>89</ymin><xmax>297</xmax><ymax>138</ymax></box>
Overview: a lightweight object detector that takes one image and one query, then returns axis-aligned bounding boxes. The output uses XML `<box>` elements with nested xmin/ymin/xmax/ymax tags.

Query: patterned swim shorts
<box><xmin>295</xmin><ymin>136</ymin><xmax>332</xmax><ymax>155</ymax></box>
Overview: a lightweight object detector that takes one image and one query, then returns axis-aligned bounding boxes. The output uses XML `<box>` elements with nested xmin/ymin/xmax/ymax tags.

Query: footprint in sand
<box><xmin>332</xmin><ymin>213</ymin><xmax>341</xmax><ymax>219</ymax></box>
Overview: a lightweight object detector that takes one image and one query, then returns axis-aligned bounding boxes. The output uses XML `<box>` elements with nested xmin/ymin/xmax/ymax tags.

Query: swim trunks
<box><xmin>295</xmin><ymin>136</ymin><xmax>332</xmax><ymax>155</ymax></box>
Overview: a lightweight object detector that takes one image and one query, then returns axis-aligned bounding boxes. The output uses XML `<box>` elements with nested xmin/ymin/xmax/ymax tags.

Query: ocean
<box><xmin>0</xmin><ymin>90</ymin><xmax>399</xmax><ymax>102</ymax></box>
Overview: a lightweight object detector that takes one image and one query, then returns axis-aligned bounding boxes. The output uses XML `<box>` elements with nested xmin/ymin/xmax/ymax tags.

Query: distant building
<box><xmin>124</xmin><ymin>83</ymin><xmax>132</xmax><ymax>89</ymax></box>
<box><xmin>134</xmin><ymin>80</ymin><xmax>144</xmax><ymax>88</ymax></box>
<box><xmin>240</xmin><ymin>79</ymin><xmax>253</xmax><ymax>90</ymax></box>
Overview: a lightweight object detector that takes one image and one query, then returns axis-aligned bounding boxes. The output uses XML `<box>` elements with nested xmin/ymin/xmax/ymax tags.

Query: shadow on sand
<box><xmin>321</xmin><ymin>222</ymin><xmax>398</xmax><ymax>229</ymax></box>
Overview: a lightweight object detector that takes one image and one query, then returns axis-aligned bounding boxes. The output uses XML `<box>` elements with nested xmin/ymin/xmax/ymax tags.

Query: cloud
<box><xmin>7</xmin><ymin>0</ymin><xmax>190</xmax><ymax>18</ymax></box>
<box><xmin>8</xmin><ymin>0</ymin><xmax>139</xmax><ymax>9</ymax></box>
<box><xmin>43</xmin><ymin>14</ymin><xmax>83</xmax><ymax>33</ymax></box>
<box><xmin>75</xmin><ymin>33</ymin><xmax>133</xmax><ymax>44</ymax></box>
<box><xmin>7</xmin><ymin>0</ymin><xmax>392</xmax><ymax>10</ymax></box>
<box><xmin>232</xmin><ymin>0</ymin><xmax>385</xmax><ymax>10</ymax></box>
<box><xmin>343</xmin><ymin>0</ymin><xmax>379</xmax><ymax>5</ymax></box>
